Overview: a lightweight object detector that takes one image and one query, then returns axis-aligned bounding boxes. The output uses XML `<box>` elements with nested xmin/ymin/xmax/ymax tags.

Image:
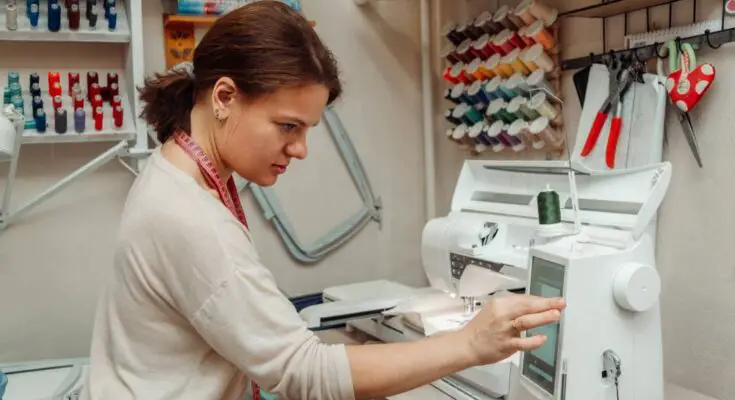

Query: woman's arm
<box><xmin>347</xmin><ymin>295</ymin><xmax>565</xmax><ymax>399</ymax></box>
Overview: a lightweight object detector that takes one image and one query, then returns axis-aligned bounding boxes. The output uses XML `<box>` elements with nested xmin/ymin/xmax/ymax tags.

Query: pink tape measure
<box><xmin>173</xmin><ymin>131</ymin><xmax>260</xmax><ymax>400</ymax></box>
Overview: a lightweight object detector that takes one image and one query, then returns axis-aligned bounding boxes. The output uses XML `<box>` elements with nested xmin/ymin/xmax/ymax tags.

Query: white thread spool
<box><xmin>5</xmin><ymin>3</ymin><xmax>18</xmax><ymax>31</ymax></box>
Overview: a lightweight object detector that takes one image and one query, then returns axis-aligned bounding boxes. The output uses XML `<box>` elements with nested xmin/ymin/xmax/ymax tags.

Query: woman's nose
<box><xmin>286</xmin><ymin>139</ymin><xmax>307</xmax><ymax>160</ymax></box>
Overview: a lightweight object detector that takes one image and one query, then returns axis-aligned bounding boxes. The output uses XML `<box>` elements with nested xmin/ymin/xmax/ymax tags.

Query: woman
<box><xmin>82</xmin><ymin>2</ymin><xmax>565</xmax><ymax>399</ymax></box>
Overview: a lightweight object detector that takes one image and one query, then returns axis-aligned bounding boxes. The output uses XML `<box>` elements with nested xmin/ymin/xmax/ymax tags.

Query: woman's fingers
<box><xmin>509</xmin><ymin>334</ymin><xmax>548</xmax><ymax>351</ymax></box>
<box><xmin>505</xmin><ymin>295</ymin><xmax>566</xmax><ymax>320</ymax></box>
<box><xmin>512</xmin><ymin>309</ymin><xmax>561</xmax><ymax>332</ymax></box>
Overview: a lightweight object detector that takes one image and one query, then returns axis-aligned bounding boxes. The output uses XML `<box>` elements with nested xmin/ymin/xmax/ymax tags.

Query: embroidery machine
<box><xmin>299</xmin><ymin>159</ymin><xmax>671</xmax><ymax>399</ymax></box>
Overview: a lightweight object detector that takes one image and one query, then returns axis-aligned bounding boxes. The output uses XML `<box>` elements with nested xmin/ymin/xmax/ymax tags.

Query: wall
<box><xmin>432</xmin><ymin>0</ymin><xmax>733</xmax><ymax>398</ymax></box>
<box><xmin>0</xmin><ymin>0</ymin><xmax>429</xmax><ymax>363</ymax></box>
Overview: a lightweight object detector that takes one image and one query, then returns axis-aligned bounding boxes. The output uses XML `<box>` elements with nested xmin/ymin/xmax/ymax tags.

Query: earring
<box><xmin>215</xmin><ymin>109</ymin><xmax>226</xmax><ymax>121</ymax></box>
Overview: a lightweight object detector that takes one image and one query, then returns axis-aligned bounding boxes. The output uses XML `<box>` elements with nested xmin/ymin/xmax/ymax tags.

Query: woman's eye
<box><xmin>280</xmin><ymin>123</ymin><xmax>298</xmax><ymax>133</ymax></box>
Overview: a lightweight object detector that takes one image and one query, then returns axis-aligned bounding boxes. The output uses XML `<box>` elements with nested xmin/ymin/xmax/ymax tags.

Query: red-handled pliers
<box><xmin>580</xmin><ymin>64</ymin><xmax>633</xmax><ymax>169</ymax></box>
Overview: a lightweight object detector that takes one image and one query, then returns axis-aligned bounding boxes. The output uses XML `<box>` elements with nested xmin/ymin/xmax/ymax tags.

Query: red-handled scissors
<box><xmin>580</xmin><ymin>63</ymin><xmax>633</xmax><ymax>169</ymax></box>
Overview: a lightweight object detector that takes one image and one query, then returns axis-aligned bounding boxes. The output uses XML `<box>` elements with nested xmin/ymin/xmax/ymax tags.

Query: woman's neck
<box><xmin>161</xmin><ymin>107</ymin><xmax>233</xmax><ymax>194</ymax></box>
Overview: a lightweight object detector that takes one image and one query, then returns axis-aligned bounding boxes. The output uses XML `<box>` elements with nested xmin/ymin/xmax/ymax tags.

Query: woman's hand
<box><xmin>457</xmin><ymin>294</ymin><xmax>566</xmax><ymax>366</ymax></box>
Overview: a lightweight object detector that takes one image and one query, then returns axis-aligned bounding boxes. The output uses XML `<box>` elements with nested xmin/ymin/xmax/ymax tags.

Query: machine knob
<box><xmin>613</xmin><ymin>262</ymin><xmax>661</xmax><ymax>312</ymax></box>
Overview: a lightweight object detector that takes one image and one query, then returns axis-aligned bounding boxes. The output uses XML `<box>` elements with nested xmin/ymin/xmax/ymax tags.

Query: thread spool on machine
<box><xmin>440</xmin><ymin>0</ymin><xmax>566</xmax><ymax>159</ymax></box>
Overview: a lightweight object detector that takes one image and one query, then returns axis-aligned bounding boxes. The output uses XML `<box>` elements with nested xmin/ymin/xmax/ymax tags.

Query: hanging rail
<box><xmin>560</xmin><ymin>0</ymin><xmax>729</xmax><ymax>70</ymax></box>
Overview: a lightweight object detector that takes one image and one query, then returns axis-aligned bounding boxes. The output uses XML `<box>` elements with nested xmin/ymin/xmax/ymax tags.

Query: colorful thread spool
<box><xmin>483</xmin><ymin>78</ymin><xmax>503</xmax><ymax>102</ymax></box>
<box><xmin>443</xmin><ymin>66</ymin><xmax>457</xmax><ymax>84</ymax></box>
<box><xmin>485</xmin><ymin>121</ymin><xmax>507</xmax><ymax>152</ymax></box>
<box><xmin>484</xmin><ymin>54</ymin><xmax>504</xmax><ymax>78</ymax></box>
<box><xmin>452</xmin><ymin>123</ymin><xmax>469</xmax><ymax>143</ymax></box>
<box><xmin>508</xmin><ymin>72</ymin><xmax>532</xmax><ymax>97</ymax></box>
<box><xmin>440</xmin><ymin>43</ymin><xmax>460</xmax><ymax>64</ymax></box>
<box><xmin>492</xmin><ymin>30</ymin><xmax>514</xmax><ymax>56</ymax></box>
<box><xmin>2</xmin><ymin>88</ymin><xmax>10</xmax><ymax>105</ymax></box>
<box><xmin>506</xmin><ymin>119</ymin><xmax>530</xmax><ymax>152</ymax></box>
<box><xmin>35</xmin><ymin>108</ymin><xmax>46</xmax><ymax>133</ymax></box>
<box><xmin>468</xmin><ymin>122</ymin><xmax>489</xmax><ymax>153</ymax></box>
<box><xmin>519</xmin><ymin>48</ymin><xmax>539</xmax><ymax>72</ymax></box>
<box><xmin>518</xmin><ymin>25</ymin><xmax>537</xmax><ymax>47</ymax></box>
<box><xmin>528</xmin><ymin>91</ymin><xmax>559</xmax><ymax>121</ymax></box>
<box><xmin>445</xmin><ymin>108</ymin><xmax>462</xmax><ymax>125</ymax></box>
<box><xmin>450</xmin><ymin>63</ymin><xmax>472</xmax><ymax>84</ymax></box>
<box><xmin>74</xmin><ymin>108</ymin><xmax>86</xmax><ymax>133</ymax></box>
<box><xmin>442</xmin><ymin>22</ymin><xmax>464</xmax><ymax>45</ymax></box>
<box><xmin>527</xmin><ymin>20</ymin><xmax>556</xmax><ymax>51</ymax></box>
<box><xmin>499</xmin><ymin>79</ymin><xmax>519</xmax><ymax>101</ymax></box>
<box><xmin>529</xmin><ymin>116</ymin><xmax>563</xmax><ymax>149</ymax></box>
<box><xmin>467</xmin><ymin>58</ymin><xmax>486</xmax><ymax>81</ymax></box>
<box><xmin>464</xmin><ymin>18</ymin><xmax>485</xmax><ymax>40</ymax></box>
<box><xmin>527</xmin><ymin>69</ymin><xmax>555</xmax><ymax>96</ymax></box>
<box><xmin>487</xmin><ymin>98</ymin><xmax>517</xmax><ymax>124</ymax></box>
<box><xmin>522</xmin><ymin>43</ymin><xmax>555</xmax><ymax>73</ymax></box>
<box><xmin>506</xmin><ymin>96</ymin><xmax>528</xmax><ymax>122</ymax></box>
<box><xmin>8</xmin><ymin>82</ymin><xmax>21</xmax><ymax>98</ymax></box>
<box><xmin>467</xmin><ymin>79</ymin><xmax>491</xmax><ymax>108</ymax></box>
<box><xmin>455</xmin><ymin>22</ymin><xmax>473</xmax><ymax>42</ymax></box>
<box><xmin>472</xmin><ymin>34</ymin><xmax>495</xmax><ymax>60</ymax></box>
<box><xmin>528</xmin><ymin>0</ymin><xmax>559</xmax><ymax>27</ymax></box>
<box><xmin>503</xmin><ymin>48</ymin><xmax>531</xmax><ymax>75</ymax></box>
<box><xmin>496</xmin><ymin>55</ymin><xmax>515</xmax><ymax>78</ymax></box>
<box><xmin>511</xmin><ymin>118</ymin><xmax>545</xmax><ymax>150</ymax></box>
<box><xmin>493</xmin><ymin>5</ymin><xmax>522</xmax><ymax>31</ymax></box>
<box><xmin>456</xmin><ymin>39</ymin><xmax>474</xmax><ymax>63</ymax></box>
<box><xmin>55</xmin><ymin>108</ymin><xmax>67</xmax><ymax>134</ymax></box>
<box><xmin>474</xmin><ymin>11</ymin><xmax>501</xmax><ymax>35</ymax></box>
<box><xmin>450</xmin><ymin>83</ymin><xmax>468</xmax><ymax>104</ymax></box>
<box><xmin>508</xmin><ymin>30</ymin><xmax>528</xmax><ymax>49</ymax></box>
<box><xmin>514</xmin><ymin>0</ymin><xmax>538</xmax><ymax>26</ymax></box>
<box><xmin>501</xmin><ymin>123</ymin><xmax>525</xmax><ymax>152</ymax></box>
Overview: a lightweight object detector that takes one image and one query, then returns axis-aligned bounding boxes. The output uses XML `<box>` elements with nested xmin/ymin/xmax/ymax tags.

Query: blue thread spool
<box><xmin>108</xmin><ymin>6</ymin><xmax>118</xmax><ymax>30</ymax></box>
<box><xmin>32</xmin><ymin>95</ymin><xmax>43</xmax><ymax>115</ymax></box>
<box><xmin>35</xmin><ymin>108</ymin><xmax>47</xmax><ymax>133</ymax></box>
<box><xmin>29</xmin><ymin>2</ymin><xmax>40</xmax><ymax>27</ymax></box>
<box><xmin>55</xmin><ymin>108</ymin><xmax>67</xmax><ymax>134</ymax></box>
<box><xmin>484</xmin><ymin>77</ymin><xmax>504</xmax><ymax>101</ymax></box>
<box><xmin>30</xmin><ymin>82</ymin><xmax>42</xmax><ymax>98</ymax></box>
<box><xmin>48</xmin><ymin>3</ymin><xmax>62</xmax><ymax>32</ymax></box>
<box><xmin>505</xmin><ymin>119</ymin><xmax>528</xmax><ymax>152</ymax></box>
<box><xmin>450</xmin><ymin>83</ymin><xmax>468</xmax><ymax>105</ymax></box>
<box><xmin>468</xmin><ymin>121</ymin><xmax>489</xmax><ymax>153</ymax></box>
<box><xmin>480</xmin><ymin>124</ymin><xmax>502</xmax><ymax>147</ymax></box>
<box><xmin>74</xmin><ymin>108</ymin><xmax>86</xmax><ymax>133</ymax></box>
<box><xmin>466</xmin><ymin>80</ymin><xmax>489</xmax><ymax>109</ymax></box>
<box><xmin>486</xmin><ymin>120</ymin><xmax>507</xmax><ymax>152</ymax></box>
<box><xmin>29</xmin><ymin>72</ymin><xmax>39</xmax><ymax>87</ymax></box>
<box><xmin>105</xmin><ymin>0</ymin><xmax>115</xmax><ymax>19</ymax></box>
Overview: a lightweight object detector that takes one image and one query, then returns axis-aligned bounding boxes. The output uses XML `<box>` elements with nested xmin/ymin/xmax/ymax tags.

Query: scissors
<box><xmin>657</xmin><ymin>40</ymin><xmax>703</xmax><ymax>168</ymax></box>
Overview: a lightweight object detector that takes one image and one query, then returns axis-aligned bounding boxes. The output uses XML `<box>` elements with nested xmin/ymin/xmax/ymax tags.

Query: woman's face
<box><xmin>212</xmin><ymin>81</ymin><xmax>329</xmax><ymax>186</ymax></box>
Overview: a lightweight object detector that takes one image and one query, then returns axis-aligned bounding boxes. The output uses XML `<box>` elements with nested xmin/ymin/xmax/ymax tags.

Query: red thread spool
<box><xmin>53</xmin><ymin>95</ymin><xmax>63</xmax><ymax>110</ymax></box>
<box><xmin>111</xmin><ymin>95</ymin><xmax>122</xmax><ymax>108</ymax></box>
<box><xmin>109</xmin><ymin>83</ymin><xmax>120</xmax><ymax>99</ymax></box>
<box><xmin>92</xmin><ymin>94</ymin><xmax>103</xmax><ymax>110</ymax></box>
<box><xmin>113</xmin><ymin>106</ymin><xmax>124</xmax><ymax>128</ymax></box>
<box><xmin>68</xmin><ymin>73</ymin><xmax>80</xmax><ymax>96</ymax></box>
<box><xmin>74</xmin><ymin>93</ymin><xmax>84</xmax><ymax>110</ymax></box>
<box><xmin>453</xmin><ymin>63</ymin><xmax>473</xmax><ymax>85</ymax></box>
<box><xmin>455</xmin><ymin>39</ymin><xmax>474</xmax><ymax>63</ymax></box>
<box><xmin>492</xmin><ymin>30</ymin><xmax>513</xmax><ymax>56</ymax></box>
<box><xmin>107</xmin><ymin>72</ymin><xmax>119</xmax><ymax>87</ymax></box>
<box><xmin>508</xmin><ymin>30</ymin><xmax>527</xmax><ymax>49</ymax></box>
<box><xmin>518</xmin><ymin>25</ymin><xmax>537</xmax><ymax>47</ymax></box>
<box><xmin>471</xmin><ymin>33</ymin><xmax>495</xmax><ymax>59</ymax></box>
<box><xmin>89</xmin><ymin>83</ymin><xmax>101</xmax><ymax>102</ymax></box>
<box><xmin>48</xmin><ymin>72</ymin><xmax>60</xmax><ymax>91</ymax></box>
<box><xmin>51</xmin><ymin>82</ymin><xmax>63</xmax><ymax>98</ymax></box>
<box><xmin>94</xmin><ymin>107</ymin><xmax>104</xmax><ymax>131</ymax></box>
<box><xmin>86</xmin><ymin>72</ymin><xmax>99</xmax><ymax>94</ymax></box>
<box><xmin>443</xmin><ymin>66</ymin><xmax>458</xmax><ymax>84</ymax></box>
<box><xmin>69</xmin><ymin>3</ymin><xmax>81</xmax><ymax>30</ymax></box>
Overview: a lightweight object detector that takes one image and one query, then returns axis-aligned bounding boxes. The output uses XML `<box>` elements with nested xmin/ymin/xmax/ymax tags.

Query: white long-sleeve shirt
<box><xmin>81</xmin><ymin>147</ymin><xmax>355</xmax><ymax>400</ymax></box>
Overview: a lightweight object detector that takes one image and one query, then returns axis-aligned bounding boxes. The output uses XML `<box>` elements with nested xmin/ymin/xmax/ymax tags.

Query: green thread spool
<box><xmin>11</xmin><ymin>95</ymin><xmax>23</xmax><ymax>115</ymax></box>
<box><xmin>3</xmin><ymin>87</ymin><xmax>11</xmax><ymax>105</ymax></box>
<box><xmin>7</xmin><ymin>71</ymin><xmax>19</xmax><ymax>86</ymax></box>
<box><xmin>499</xmin><ymin>103</ymin><xmax>519</xmax><ymax>124</ymax></box>
<box><xmin>9</xmin><ymin>82</ymin><xmax>21</xmax><ymax>97</ymax></box>
<box><xmin>537</xmin><ymin>185</ymin><xmax>561</xmax><ymax>225</ymax></box>
<box><xmin>498</xmin><ymin>80</ymin><xmax>519</xmax><ymax>101</ymax></box>
<box><xmin>464</xmin><ymin>105</ymin><xmax>484</xmax><ymax>124</ymax></box>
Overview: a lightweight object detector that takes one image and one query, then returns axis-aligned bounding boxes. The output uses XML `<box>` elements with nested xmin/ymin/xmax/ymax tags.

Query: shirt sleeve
<box><xmin>180</xmin><ymin>219</ymin><xmax>356</xmax><ymax>400</ymax></box>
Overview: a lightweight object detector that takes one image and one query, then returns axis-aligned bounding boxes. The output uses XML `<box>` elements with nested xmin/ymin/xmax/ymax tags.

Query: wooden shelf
<box><xmin>164</xmin><ymin>14</ymin><xmax>316</xmax><ymax>27</ymax></box>
<box><xmin>559</xmin><ymin>0</ymin><xmax>678</xmax><ymax>18</ymax></box>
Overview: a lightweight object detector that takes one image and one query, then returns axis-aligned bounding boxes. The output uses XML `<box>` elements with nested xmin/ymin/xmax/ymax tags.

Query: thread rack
<box><xmin>438</xmin><ymin>1</ymin><xmax>566</xmax><ymax>160</ymax></box>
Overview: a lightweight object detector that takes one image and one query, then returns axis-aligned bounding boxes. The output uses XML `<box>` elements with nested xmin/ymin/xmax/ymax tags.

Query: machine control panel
<box><xmin>450</xmin><ymin>252</ymin><xmax>504</xmax><ymax>280</ymax></box>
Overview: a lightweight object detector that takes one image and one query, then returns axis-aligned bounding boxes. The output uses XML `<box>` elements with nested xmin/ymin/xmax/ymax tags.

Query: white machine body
<box><xmin>511</xmin><ymin>233</ymin><xmax>664</xmax><ymax>400</ymax></box>
<box><xmin>299</xmin><ymin>159</ymin><xmax>671</xmax><ymax>399</ymax></box>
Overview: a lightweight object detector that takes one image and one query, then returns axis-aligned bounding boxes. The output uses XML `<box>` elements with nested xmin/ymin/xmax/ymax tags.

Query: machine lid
<box><xmin>450</xmin><ymin>159</ymin><xmax>671</xmax><ymax>234</ymax></box>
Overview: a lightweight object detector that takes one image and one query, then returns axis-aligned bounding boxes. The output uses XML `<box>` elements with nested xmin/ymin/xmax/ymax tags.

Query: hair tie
<box><xmin>169</xmin><ymin>61</ymin><xmax>195</xmax><ymax>81</ymax></box>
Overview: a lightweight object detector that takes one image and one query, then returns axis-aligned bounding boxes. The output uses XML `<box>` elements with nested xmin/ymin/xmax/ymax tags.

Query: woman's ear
<box><xmin>211</xmin><ymin>77</ymin><xmax>237</xmax><ymax>121</ymax></box>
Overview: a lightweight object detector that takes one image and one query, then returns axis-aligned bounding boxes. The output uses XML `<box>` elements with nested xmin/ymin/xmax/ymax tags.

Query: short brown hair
<box><xmin>138</xmin><ymin>1</ymin><xmax>342</xmax><ymax>143</ymax></box>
